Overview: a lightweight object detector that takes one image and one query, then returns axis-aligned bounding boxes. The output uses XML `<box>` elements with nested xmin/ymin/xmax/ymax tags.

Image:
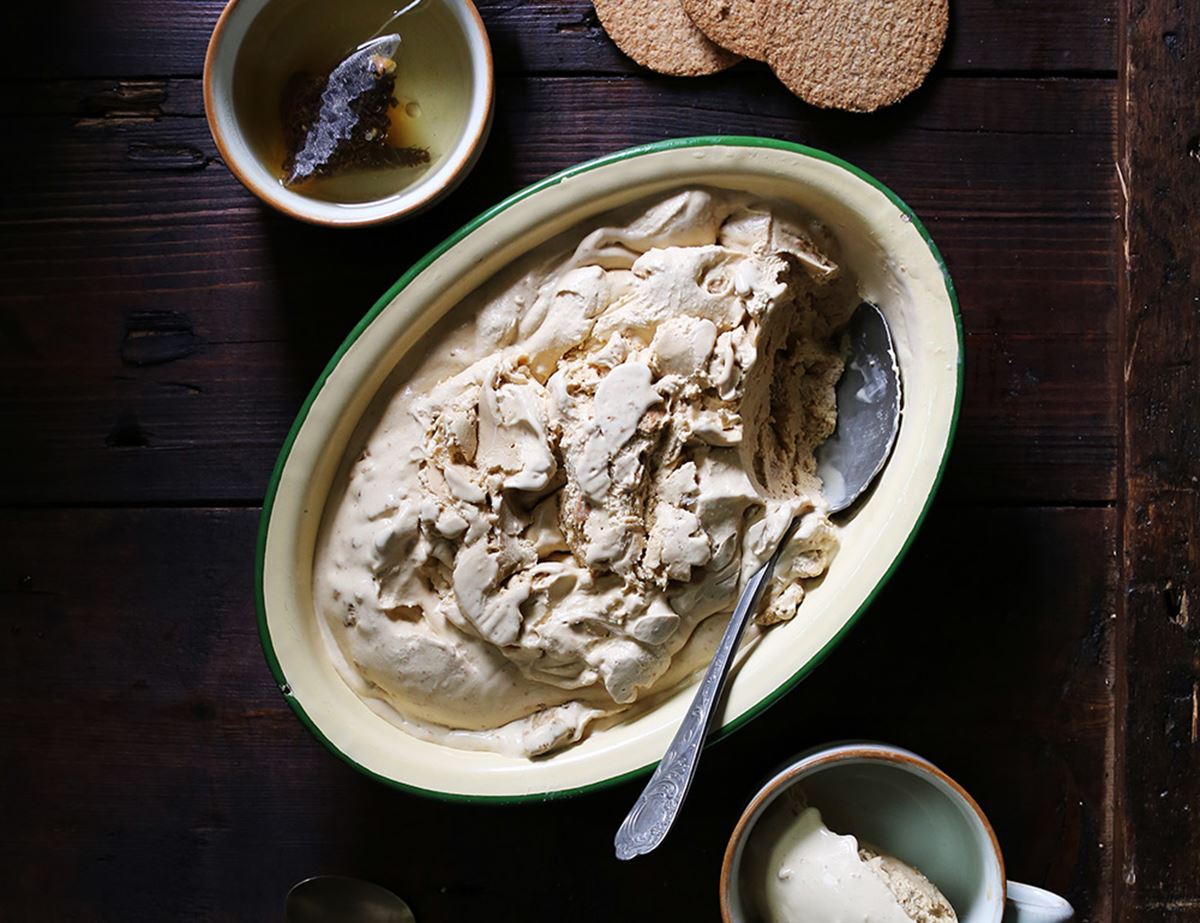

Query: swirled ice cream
<box><xmin>314</xmin><ymin>189</ymin><xmax>851</xmax><ymax>756</ymax></box>
<box><xmin>744</xmin><ymin>795</ymin><xmax>959</xmax><ymax>923</ymax></box>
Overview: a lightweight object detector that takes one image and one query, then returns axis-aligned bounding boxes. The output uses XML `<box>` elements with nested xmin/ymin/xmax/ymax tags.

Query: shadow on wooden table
<box><xmin>255</xmin><ymin>499</ymin><xmax>1113</xmax><ymax>922</ymax></box>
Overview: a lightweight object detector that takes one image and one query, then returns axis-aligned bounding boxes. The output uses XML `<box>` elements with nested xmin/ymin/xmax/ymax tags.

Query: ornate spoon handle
<box><xmin>614</xmin><ymin>550</ymin><xmax>781</xmax><ymax>860</ymax></box>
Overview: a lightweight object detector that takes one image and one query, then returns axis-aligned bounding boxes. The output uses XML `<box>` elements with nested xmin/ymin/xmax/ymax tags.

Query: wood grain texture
<box><xmin>0</xmin><ymin>74</ymin><xmax>1119</xmax><ymax>220</ymax></box>
<box><xmin>0</xmin><ymin>75</ymin><xmax>1118</xmax><ymax>505</ymax></box>
<box><xmin>0</xmin><ymin>0</ymin><xmax>1118</xmax><ymax>80</ymax></box>
<box><xmin>0</xmin><ymin>505</ymin><xmax>1115</xmax><ymax>921</ymax></box>
<box><xmin>1117</xmin><ymin>0</ymin><xmax>1200</xmax><ymax>917</ymax></box>
<box><xmin>0</xmin><ymin>0</ymin><xmax>1144</xmax><ymax>916</ymax></box>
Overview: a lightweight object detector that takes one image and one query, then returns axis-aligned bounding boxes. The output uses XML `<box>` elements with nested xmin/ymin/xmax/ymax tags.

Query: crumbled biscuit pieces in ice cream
<box><xmin>314</xmin><ymin>189</ymin><xmax>849</xmax><ymax>756</ymax></box>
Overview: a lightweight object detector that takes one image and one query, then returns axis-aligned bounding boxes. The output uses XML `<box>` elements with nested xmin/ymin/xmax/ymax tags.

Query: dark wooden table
<box><xmin>2</xmin><ymin>1</ymin><xmax>1197</xmax><ymax>920</ymax></box>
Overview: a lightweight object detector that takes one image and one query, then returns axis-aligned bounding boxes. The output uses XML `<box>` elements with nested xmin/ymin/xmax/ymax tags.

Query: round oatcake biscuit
<box><xmin>764</xmin><ymin>0</ymin><xmax>949</xmax><ymax>112</ymax></box>
<box><xmin>681</xmin><ymin>0</ymin><xmax>767</xmax><ymax>61</ymax></box>
<box><xmin>593</xmin><ymin>0</ymin><xmax>742</xmax><ymax>76</ymax></box>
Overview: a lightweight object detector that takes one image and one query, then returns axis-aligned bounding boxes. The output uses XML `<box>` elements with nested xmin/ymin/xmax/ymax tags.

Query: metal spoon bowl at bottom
<box><xmin>286</xmin><ymin>876</ymin><xmax>416</xmax><ymax>923</ymax></box>
<box><xmin>614</xmin><ymin>301</ymin><xmax>902</xmax><ymax>860</ymax></box>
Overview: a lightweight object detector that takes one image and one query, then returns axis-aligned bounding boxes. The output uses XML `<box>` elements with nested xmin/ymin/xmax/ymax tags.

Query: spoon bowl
<box><xmin>817</xmin><ymin>302</ymin><xmax>902</xmax><ymax>514</ymax></box>
<box><xmin>286</xmin><ymin>876</ymin><xmax>416</xmax><ymax>923</ymax></box>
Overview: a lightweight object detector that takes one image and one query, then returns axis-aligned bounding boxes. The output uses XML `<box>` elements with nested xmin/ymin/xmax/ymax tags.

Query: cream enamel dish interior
<box><xmin>256</xmin><ymin>138</ymin><xmax>962</xmax><ymax>800</ymax></box>
<box><xmin>203</xmin><ymin>0</ymin><xmax>493</xmax><ymax>227</ymax></box>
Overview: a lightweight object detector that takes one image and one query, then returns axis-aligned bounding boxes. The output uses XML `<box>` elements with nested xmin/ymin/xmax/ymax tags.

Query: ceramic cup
<box><xmin>720</xmin><ymin>742</ymin><xmax>1075</xmax><ymax>923</ymax></box>
<box><xmin>204</xmin><ymin>0</ymin><xmax>493</xmax><ymax>226</ymax></box>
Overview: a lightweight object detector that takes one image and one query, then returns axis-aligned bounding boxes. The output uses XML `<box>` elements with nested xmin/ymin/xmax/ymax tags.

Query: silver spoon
<box><xmin>286</xmin><ymin>876</ymin><xmax>416</xmax><ymax>923</ymax></box>
<box><xmin>614</xmin><ymin>301</ymin><xmax>902</xmax><ymax>860</ymax></box>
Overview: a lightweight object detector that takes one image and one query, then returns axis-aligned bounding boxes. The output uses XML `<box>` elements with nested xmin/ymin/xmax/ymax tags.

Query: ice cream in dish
<box><xmin>743</xmin><ymin>789</ymin><xmax>959</xmax><ymax>923</ymax></box>
<box><xmin>313</xmin><ymin>188</ymin><xmax>861</xmax><ymax>756</ymax></box>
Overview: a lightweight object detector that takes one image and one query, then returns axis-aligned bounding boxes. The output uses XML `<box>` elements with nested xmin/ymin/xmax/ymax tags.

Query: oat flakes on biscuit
<box><xmin>681</xmin><ymin>0</ymin><xmax>766</xmax><ymax>60</ymax></box>
<box><xmin>593</xmin><ymin>0</ymin><xmax>742</xmax><ymax>76</ymax></box>
<box><xmin>764</xmin><ymin>0</ymin><xmax>949</xmax><ymax>112</ymax></box>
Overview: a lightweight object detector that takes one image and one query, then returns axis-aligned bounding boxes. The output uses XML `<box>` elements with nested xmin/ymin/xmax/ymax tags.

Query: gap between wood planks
<box><xmin>0</xmin><ymin>70</ymin><xmax>1120</xmax><ymax>120</ymax></box>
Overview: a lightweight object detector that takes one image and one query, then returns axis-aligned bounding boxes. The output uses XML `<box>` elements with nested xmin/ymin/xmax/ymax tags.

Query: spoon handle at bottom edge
<box><xmin>613</xmin><ymin>550</ymin><xmax>781</xmax><ymax>860</ymax></box>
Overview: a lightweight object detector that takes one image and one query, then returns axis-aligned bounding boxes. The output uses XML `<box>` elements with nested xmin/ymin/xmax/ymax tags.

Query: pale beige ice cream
<box><xmin>745</xmin><ymin>795</ymin><xmax>958</xmax><ymax>923</ymax></box>
<box><xmin>313</xmin><ymin>189</ymin><xmax>851</xmax><ymax>756</ymax></box>
<box><xmin>859</xmin><ymin>845</ymin><xmax>960</xmax><ymax>923</ymax></box>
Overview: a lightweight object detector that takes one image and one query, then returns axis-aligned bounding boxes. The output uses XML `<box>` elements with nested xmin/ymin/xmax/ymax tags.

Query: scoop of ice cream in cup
<box><xmin>720</xmin><ymin>742</ymin><xmax>1075</xmax><ymax>923</ymax></box>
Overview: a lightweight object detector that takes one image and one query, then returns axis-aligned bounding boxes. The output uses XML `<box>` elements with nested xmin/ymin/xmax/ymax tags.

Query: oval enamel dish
<box><xmin>256</xmin><ymin>137</ymin><xmax>963</xmax><ymax>802</ymax></box>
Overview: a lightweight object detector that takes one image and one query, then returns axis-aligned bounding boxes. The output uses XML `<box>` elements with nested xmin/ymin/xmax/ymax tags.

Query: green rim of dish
<box><xmin>254</xmin><ymin>135</ymin><xmax>964</xmax><ymax>804</ymax></box>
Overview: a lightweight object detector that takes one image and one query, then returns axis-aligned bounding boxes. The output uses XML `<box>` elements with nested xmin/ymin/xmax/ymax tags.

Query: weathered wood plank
<box><xmin>0</xmin><ymin>0</ymin><xmax>1117</xmax><ymax>81</ymax></box>
<box><xmin>0</xmin><ymin>219</ymin><xmax>1118</xmax><ymax>507</ymax></box>
<box><xmin>0</xmin><ymin>74</ymin><xmax>1118</xmax><ymax>222</ymax></box>
<box><xmin>0</xmin><ymin>504</ymin><xmax>1115</xmax><ymax>920</ymax></box>
<box><xmin>1117</xmin><ymin>0</ymin><xmax>1200</xmax><ymax>918</ymax></box>
<box><xmin>487</xmin><ymin>0</ymin><xmax>1120</xmax><ymax>75</ymax></box>
<box><xmin>0</xmin><ymin>76</ymin><xmax>1118</xmax><ymax>505</ymax></box>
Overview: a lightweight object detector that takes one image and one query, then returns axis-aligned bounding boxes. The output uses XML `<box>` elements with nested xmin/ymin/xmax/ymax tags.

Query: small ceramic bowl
<box><xmin>204</xmin><ymin>0</ymin><xmax>493</xmax><ymax>226</ymax></box>
<box><xmin>720</xmin><ymin>742</ymin><xmax>1075</xmax><ymax>923</ymax></box>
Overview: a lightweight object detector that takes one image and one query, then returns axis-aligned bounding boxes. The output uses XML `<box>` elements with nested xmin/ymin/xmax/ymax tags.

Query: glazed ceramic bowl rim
<box><xmin>255</xmin><ymin>136</ymin><xmax>964</xmax><ymax>802</ymax></box>
<box><xmin>202</xmin><ymin>0</ymin><xmax>494</xmax><ymax>227</ymax></box>
<box><xmin>718</xmin><ymin>741</ymin><xmax>1005</xmax><ymax>922</ymax></box>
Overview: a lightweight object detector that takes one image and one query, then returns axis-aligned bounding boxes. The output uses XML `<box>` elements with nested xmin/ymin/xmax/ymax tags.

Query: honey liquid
<box><xmin>232</xmin><ymin>0</ymin><xmax>472</xmax><ymax>205</ymax></box>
